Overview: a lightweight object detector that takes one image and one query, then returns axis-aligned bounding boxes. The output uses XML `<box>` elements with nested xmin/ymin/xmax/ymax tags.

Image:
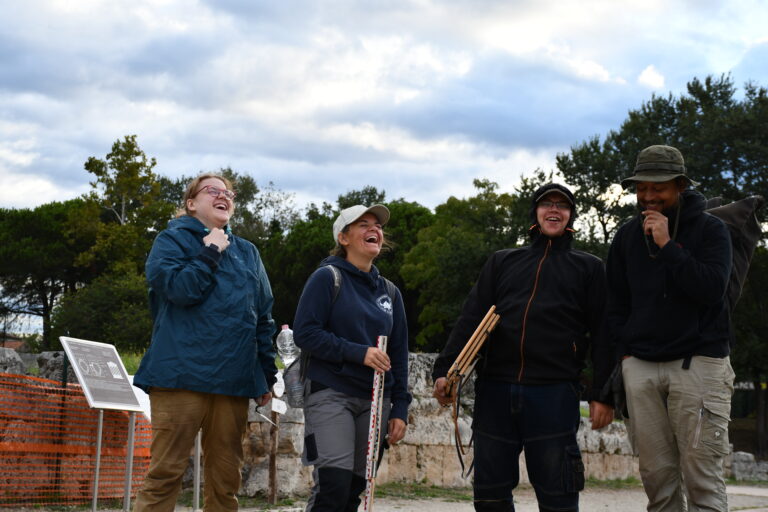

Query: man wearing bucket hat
<box><xmin>606</xmin><ymin>145</ymin><xmax>734</xmax><ymax>511</ymax></box>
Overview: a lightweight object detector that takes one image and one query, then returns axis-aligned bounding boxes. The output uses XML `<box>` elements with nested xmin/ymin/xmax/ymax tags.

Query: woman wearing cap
<box><xmin>133</xmin><ymin>173</ymin><xmax>277</xmax><ymax>512</ymax></box>
<box><xmin>293</xmin><ymin>204</ymin><xmax>411</xmax><ymax>511</ymax></box>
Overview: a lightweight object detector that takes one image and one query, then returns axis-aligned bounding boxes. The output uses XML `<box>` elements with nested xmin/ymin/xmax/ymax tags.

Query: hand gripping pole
<box><xmin>362</xmin><ymin>335</ymin><xmax>388</xmax><ymax>512</ymax></box>
<box><xmin>445</xmin><ymin>305</ymin><xmax>500</xmax><ymax>398</ymax></box>
<box><xmin>444</xmin><ymin>306</ymin><xmax>500</xmax><ymax>473</ymax></box>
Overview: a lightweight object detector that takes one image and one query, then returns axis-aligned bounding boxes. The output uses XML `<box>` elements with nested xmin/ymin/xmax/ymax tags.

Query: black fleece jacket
<box><xmin>432</xmin><ymin>232</ymin><xmax>613</xmax><ymax>403</ymax></box>
<box><xmin>606</xmin><ymin>189</ymin><xmax>732</xmax><ymax>361</ymax></box>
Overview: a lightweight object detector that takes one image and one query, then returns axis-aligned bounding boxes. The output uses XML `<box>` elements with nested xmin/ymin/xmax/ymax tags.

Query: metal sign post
<box><xmin>60</xmin><ymin>337</ymin><xmax>145</xmax><ymax>512</ymax></box>
<box><xmin>91</xmin><ymin>410</ymin><xmax>104</xmax><ymax>512</ymax></box>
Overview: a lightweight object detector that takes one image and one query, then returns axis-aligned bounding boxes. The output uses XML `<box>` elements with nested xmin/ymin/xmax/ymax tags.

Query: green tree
<box><xmin>401</xmin><ymin>179</ymin><xmax>539</xmax><ymax>351</ymax></box>
<box><xmin>51</xmin><ymin>268</ymin><xmax>152</xmax><ymax>353</ymax></box>
<box><xmin>263</xmin><ymin>202</ymin><xmax>335</xmax><ymax>328</ymax></box>
<box><xmin>372</xmin><ymin>199</ymin><xmax>435</xmax><ymax>349</ymax></box>
<box><xmin>337</xmin><ymin>186</ymin><xmax>387</xmax><ymax>209</ymax></box>
<box><xmin>84</xmin><ymin>134</ymin><xmax>168</xmax><ymax>228</ymax></box>
<box><xmin>0</xmin><ymin>200</ymin><xmax>97</xmax><ymax>349</ymax></box>
<box><xmin>81</xmin><ymin>135</ymin><xmax>175</xmax><ymax>273</ymax></box>
<box><xmin>52</xmin><ymin>136</ymin><xmax>174</xmax><ymax>348</ymax></box>
<box><xmin>557</xmin><ymin>75</ymin><xmax>768</xmax><ymax>245</ymax></box>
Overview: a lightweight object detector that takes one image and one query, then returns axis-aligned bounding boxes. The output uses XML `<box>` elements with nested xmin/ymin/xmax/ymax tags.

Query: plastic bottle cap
<box><xmin>281</xmin><ymin>324</ymin><xmax>289</xmax><ymax>330</ymax></box>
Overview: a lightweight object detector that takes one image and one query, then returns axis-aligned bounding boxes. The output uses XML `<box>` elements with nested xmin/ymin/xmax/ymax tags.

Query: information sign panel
<box><xmin>59</xmin><ymin>336</ymin><xmax>143</xmax><ymax>412</ymax></box>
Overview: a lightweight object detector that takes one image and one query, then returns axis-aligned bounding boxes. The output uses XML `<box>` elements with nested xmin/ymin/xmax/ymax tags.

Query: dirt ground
<box><xmin>7</xmin><ymin>485</ymin><xmax>768</xmax><ymax>512</ymax></box>
<box><xmin>229</xmin><ymin>485</ymin><xmax>768</xmax><ymax>512</ymax></box>
<box><xmin>367</xmin><ymin>485</ymin><xmax>768</xmax><ymax>511</ymax></box>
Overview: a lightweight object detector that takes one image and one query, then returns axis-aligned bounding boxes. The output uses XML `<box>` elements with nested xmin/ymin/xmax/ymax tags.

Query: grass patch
<box><xmin>726</xmin><ymin>477</ymin><xmax>768</xmax><ymax>488</ymax></box>
<box><xmin>120</xmin><ymin>352</ymin><xmax>144</xmax><ymax>374</ymax></box>
<box><xmin>586</xmin><ymin>476</ymin><xmax>643</xmax><ymax>489</ymax></box>
<box><xmin>176</xmin><ymin>490</ymin><xmax>299</xmax><ymax>509</ymax></box>
<box><xmin>374</xmin><ymin>481</ymin><xmax>473</xmax><ymax>501</ymax></box>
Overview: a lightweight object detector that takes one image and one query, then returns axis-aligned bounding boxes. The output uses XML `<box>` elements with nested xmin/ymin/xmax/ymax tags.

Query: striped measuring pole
<box><xmin>361</xmin><ymin>335</ymin><xmax>388</xmax><ymax>512</ymax></box>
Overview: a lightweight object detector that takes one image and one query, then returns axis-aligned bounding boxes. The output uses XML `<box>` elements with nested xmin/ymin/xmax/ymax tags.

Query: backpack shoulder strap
<box><xmin>300</xmin><ymin>265</ymin><xmax>342</xmax><ymax>382</ymax></box>
<box><xmin>326</xmin><ymin>265</ymin><xmax>342</xmax><ymax>304</ymax></box>
<box><xmin>381</xmin><ymin>276</ymin><xmax>398</xmax><ymax>304</ymax></box>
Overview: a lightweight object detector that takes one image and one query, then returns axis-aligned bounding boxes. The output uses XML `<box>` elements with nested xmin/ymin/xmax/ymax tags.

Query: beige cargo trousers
<box><xmin>622</xmin><ymin>355</ymin><xmax>735</xmax><ymax>512</ymax></box>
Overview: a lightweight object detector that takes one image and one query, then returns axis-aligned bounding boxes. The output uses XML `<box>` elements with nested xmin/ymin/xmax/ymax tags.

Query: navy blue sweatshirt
<box><xmin>293</xmin><ymin>256</ymin><xmax>411</xmax><ymax>421</ymax></box>
<box><xmin>606</xmin><ymin>189</ymin><xmax>732</xmax><ymax>361</ymax></box>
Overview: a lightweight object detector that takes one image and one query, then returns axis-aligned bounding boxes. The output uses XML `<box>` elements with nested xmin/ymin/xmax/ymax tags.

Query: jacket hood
<box><xmin>168</xmin><ymin>215</ymin><xmax>232</xmax><ymax>235</ymax></box>
<box><xmin>528</xmin><ymin>183</ymin><xmax>577</xmax><ymax>239</ymax></box>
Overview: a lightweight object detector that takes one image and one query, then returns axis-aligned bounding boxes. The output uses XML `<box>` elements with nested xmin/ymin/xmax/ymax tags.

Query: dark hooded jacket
<box><xmin>606</xmin><ymin>189</ymin><xmax>732</xmax><ymax>361</ymax></box>
<box><xmin>134</xmin><ymin>215</ymin><xmax>277</xmax><ymax>398</ymax></box>
<box><xmin>432</xmin><ymin>183</ymin><xmax>613</xmax><ymax>402</ymax></box>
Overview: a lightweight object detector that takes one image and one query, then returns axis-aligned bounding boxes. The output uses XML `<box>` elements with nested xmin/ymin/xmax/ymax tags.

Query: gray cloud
<box><xmin>1</xmin><ymin>0</ymin><xmax>767</xmax><ymax>211</ymax></box>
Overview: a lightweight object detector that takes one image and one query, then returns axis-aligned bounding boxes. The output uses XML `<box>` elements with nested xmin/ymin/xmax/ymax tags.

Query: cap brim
<box><xmin>365</xmin><ymin>204</ymin><xmax>390</xmax><ymax>226</ymax></box>
<box><xmin>621</xmin><ymin>173</ymin><xmax>699</xmax><ymax>189</ymax></box>
<box><xmin>534</xmin><ymin>191</ymin><xmax>573</xmax><ymax>205</ymax></box>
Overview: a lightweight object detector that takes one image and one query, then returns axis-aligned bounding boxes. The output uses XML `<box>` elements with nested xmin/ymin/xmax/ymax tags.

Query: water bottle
<box><xmin>276</xmin><ymin>325</ymin><xmax>299</xmax><ymax>367</ymax></box>
<box><xmin>276</xmin><ymin>325</ymin><xmax>304</xmax><ymax>408</ymax></box>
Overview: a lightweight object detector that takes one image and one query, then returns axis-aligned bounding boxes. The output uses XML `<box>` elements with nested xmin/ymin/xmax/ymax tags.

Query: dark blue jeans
<box><xmin>472</xmin><ymin>380</ymin><xmax>584</xmax><ymax>512</ymax></box>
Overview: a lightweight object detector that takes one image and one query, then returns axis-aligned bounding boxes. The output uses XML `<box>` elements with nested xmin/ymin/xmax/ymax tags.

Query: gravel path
<box><xmin>7</xmin><ymin>485</ymin><xmax>768</xmax><ymax>512</ymax></box>
<box><xmin>233</xmin><ymin>485</ymin><xmax>768</xmax><ymax>512</ymax></box>
<box><xmin>369</xmin><ymin>485</ymin><xmax>768</xmax><ymax>511</ymax></box>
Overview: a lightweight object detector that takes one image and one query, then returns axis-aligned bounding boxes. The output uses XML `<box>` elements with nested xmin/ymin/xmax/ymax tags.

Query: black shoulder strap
<box><xmin>300</xmin><ymin>265</ymin><xmax>342</xmax><ymax>382</ymax></box>
<box><xmin>382</xmin><ymin>277</ymin><xmax>398</xmax><ymax>304</ymax></box>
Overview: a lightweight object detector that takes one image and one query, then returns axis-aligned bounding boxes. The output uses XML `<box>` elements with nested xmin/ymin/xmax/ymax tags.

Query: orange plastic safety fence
<box><xmin>0</xmin><ymin>373</ymin><xmax>152</xmax><ymax>507</ymax></box>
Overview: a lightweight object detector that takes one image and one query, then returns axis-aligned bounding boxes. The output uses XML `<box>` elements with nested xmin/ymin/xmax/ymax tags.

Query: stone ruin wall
<box><xmin>241</xmin><ymin>353</ymin><xmax>640</xmax><ymax>497</ymax></box>
<box><xmin>2</xmin><ymin>348</ymin><xmax>762</xmax><ymax>499</ymax></box>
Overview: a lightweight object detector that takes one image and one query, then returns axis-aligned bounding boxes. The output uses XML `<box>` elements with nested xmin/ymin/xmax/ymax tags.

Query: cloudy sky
<box><xmin>1</xmin><ymin>0</ymin><xmax>767</xmax><ymax>211</ymax></box>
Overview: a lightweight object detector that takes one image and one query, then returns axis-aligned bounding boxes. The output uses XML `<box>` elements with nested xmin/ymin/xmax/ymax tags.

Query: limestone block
<box><xmin>0</xmin><ymin>348</ymin><xmax>24</xmax><ymax>375</ymax></box>
<box><xmin>241</xmin><ymin>455</ymin><xmax>312</xmax><ymax>498</ymax></box>
<box><xmin>377</xmin><ymin>444</ymin><xmax>419</xmax><ymax>484</ymax></box>
<box><xmin>731</xmin><ymin>451</ymin><xmax>768</xmax><ymax>481</ymax></box>
<box><xmin>582</xmin><ymin>453</ymin><xmax>639</xmax><ymax>481</ymax></box>
<box><xmin>36</xmin><ymin>351</ymin><xmax>78</xmax><ymax>383</ymax></box>
<box><xmin>577</xmin><ymin>417</ymin><xmax>633</xmax><ymax>456</ymax></box>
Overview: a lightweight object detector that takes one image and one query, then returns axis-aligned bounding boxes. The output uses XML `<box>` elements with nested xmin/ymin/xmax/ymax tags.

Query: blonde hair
<box><xmin>175</xmin><ymin>173</ymin><xmax>234</xmax><ymax>218</ymax></box>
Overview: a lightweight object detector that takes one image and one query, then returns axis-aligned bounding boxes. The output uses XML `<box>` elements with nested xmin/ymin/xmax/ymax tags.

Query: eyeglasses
<box><xmin>538</xmin><ymin>200</ymin><xmax>570</xmax><ymax>210</ymax></box>
<box><xmin>195</xmin><ymin>185</ymin><xmax>236</xmax><ymax>201</ymax></box>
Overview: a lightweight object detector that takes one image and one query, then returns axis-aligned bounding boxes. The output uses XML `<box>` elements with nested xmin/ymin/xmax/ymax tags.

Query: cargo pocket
<box><xmin>699</xmin><ymin>397</ymin><xmax>730</xmax><ymax>456</ymax></box>
<box><xmin>563</xmin><ymin>444</ymin><xmax>585</xmax><ymax>492</ymax></box>
<box><xmin>305</xmin><ymin>433</ymin><xmax>318</xmax><ymax>462</ymax></box>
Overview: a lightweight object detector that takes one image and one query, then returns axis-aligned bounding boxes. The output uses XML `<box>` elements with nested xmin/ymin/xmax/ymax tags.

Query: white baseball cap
<box><xmin>332</xmin><ymin>204</ymin><xmax>390</xmax><ymax>243</ymax></box>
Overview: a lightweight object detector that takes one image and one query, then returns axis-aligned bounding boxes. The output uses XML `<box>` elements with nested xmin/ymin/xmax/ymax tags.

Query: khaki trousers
<box><xmin>134</xmin><ymin>388</ymin><xmax>249</xmax><ymax>512</ymax></box>
<box><xmin>622</xmin><ymin>356</ymin><xmax>734</xmax><ymax>512</ymax></box>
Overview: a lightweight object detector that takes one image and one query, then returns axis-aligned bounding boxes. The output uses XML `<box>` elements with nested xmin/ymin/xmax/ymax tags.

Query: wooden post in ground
<box><xmin>268</xmin><ymin>410</ymin><xmax>279</xmax><ymax>504</ymax></box>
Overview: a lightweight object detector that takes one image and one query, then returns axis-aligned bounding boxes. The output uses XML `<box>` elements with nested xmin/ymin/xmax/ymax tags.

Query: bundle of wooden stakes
<box><xmin>444</xmin><ymin>306</ymin><xmax>500</xmax><ymax>472</ymax></box>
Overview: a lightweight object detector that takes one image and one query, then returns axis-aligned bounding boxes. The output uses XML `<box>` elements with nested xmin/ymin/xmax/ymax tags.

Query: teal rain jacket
<box><xmin>133</xmin><ymin>215</ymin><xmax>277</xmax><ymax>398</ymax></box>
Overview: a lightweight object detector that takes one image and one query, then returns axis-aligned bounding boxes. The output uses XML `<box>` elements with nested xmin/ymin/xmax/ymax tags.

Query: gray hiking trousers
<box><xmin>302</xmin><ymin>383</ymin><xmax>391</xmax><ymax>511</ymax></box>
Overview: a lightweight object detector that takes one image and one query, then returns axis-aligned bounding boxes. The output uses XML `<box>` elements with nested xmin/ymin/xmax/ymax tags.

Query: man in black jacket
<box><xmin>607</xmin><ymin>145</ymin><xmax>734</xmax><ymax>512</ymax></box>
<box><xmin>433</xmin><ymin>183</ymin><xmax>614</xmax><ymax>512</ymax></box>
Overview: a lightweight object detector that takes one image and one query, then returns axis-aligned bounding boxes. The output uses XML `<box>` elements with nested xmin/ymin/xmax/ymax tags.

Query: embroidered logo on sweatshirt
<box><xmin>377</xmin><ymin>295</ymin><xmax>393</xmax><ymax>314</ymax></box>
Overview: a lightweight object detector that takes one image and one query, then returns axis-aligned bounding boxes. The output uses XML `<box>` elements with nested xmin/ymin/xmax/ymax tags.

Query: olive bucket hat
<box><xmin>620</xmin><ymin>145</ymin><xmax>700</xmax><ymax>189</ymax></box>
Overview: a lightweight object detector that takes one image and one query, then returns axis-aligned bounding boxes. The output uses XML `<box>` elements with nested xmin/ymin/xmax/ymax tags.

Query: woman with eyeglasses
<box><xmin>133</xmin><ymin>173</ymin><xmax>277</xmax><ymax>512</ymax></box>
